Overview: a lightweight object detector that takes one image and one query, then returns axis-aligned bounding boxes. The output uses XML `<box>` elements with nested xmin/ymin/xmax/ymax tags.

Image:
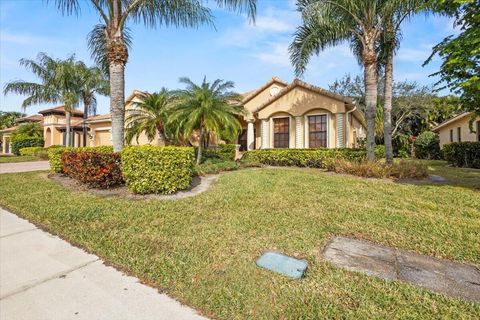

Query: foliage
<box><xmin>0</xmin><ymin>155</ymin><xmax>40</xmax><ymax>163</ymax></box>
<box><xmin>425</xmin><ymin>0</ymin><xmax>480</xmax><ymax>115</ymax></box>
<box><xmin>414</xmin><ymin>131</ymin><xmax>441</xmax><ymax>159</ymax></box>
<box><xmin>125</xmin><ymin>89</ymin><xmax>175</xmax><ymax>145</ymax></box>
<box><xmin>241</xmin><ymin>148</ymin><xmax>366</xmax><ymax>168</ymax></box>
<box><xmin>202</xmin><ymin>144</ymin><xmax>237</xmax><ymax>161</ymax></box>
<box><xmin>442</xmin><ymin>142</ymin><xmax>480</xmax><ymax>168</ymax></box>
<box><xmin>121</xmin><ymin>145</ymin><xmax>195</xmax><ymax>194</ymax></box>
<box><xmin>170</xmin><ymin>77</ymin><xmax>245</xmax><ymax>164</ymax></box>
<box><xmin>48</xmin><ymin>145</ymin><xmax>114</xmax><ymax>173</ymax></box>
<box><xmin>0</xmin><ymin>111</ymin><xmax>25</xmax><ymax>129</ymax></box>
<box><xmin>374</xmin><ymin>145</ymin><xmax>386</xmax><ymax>158</ymax></box>
<box><xmin>328</xmin><ymin>159</ymin><xmax>428</xmax><ymax>179</ymax></box>
<box><xmin>61</xmin><ymin>151</ymin><xmax>123</xmax><ymax>188</ymax></box>
<box><xmin>11</xmin><ymin>137</ymin><xmax>44</xmax><ymax>155</ymax></box>
<box><xmin>194</xmin><ymin>158</ymin><xmax>239</xmax><ymax>176</ymax></box>
<box><xmin>11</xmin><ymin>122</ymin><xmax>43</xmax><ymax>140</ymax></box>
<box><xmin>19</xmin><ymin>146</ymin><xmax>44</xmax><ymax>156</ymax></box>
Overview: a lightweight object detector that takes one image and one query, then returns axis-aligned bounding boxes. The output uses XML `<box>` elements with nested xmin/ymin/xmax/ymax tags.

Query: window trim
<box><xmin>457</xmin><ymin>127</ymin><xmax>461</xmax><ymax>142</ymax></box>
<box><xmin>450</xmin><ymin>129</ymin><xmax>453</xmax><ymax>142</ymax></box>
<box><xmin>477</xmin><ymin>121</ymin><xmax>480</xmax><ymax>142</ymax></box>
<box><xmin>304</xmin><ymin>113</ymin><xmax>330</xmax><ymax>148</ymax></box>
<box><xmin>270</xmin><ymin>115</ymin><xmax>292</xmax><ymax>148</ymax></box>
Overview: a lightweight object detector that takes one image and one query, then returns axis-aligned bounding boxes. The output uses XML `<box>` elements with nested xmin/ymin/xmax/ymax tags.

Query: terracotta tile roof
<box><xmin>15</xmin><ymin>114</ymin><xmax>43</xmax><ymax>124</ymax></box>
<box><xmin>86</xmin><ymin>113</ymin><xmax>111</xmax><ymax>123</ymax></box>
<box><xmin>242</xmin><ymin>77</ymin><xmax>288</xmax><ymax>104</ymax></box>
<box><xmin>38</xmin><ymin>105</ymin><xmax>84</xmax><ymax>116</ymax></box>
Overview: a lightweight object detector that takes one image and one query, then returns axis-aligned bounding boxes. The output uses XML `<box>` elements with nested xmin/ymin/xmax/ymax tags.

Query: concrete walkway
<box><xmin>0</xmin><ymin>161</ymin><xmax>50</xmax><ymax>174</ymax></box>
<box><xmin>0</xmin><ymin>208</ymin><xmax>207</xmax><ymax>320</ymax></box>
<box><xmin>322</xmin><ymin>237</ymin><xmax>480</xmax><ymax>302</ymax></box>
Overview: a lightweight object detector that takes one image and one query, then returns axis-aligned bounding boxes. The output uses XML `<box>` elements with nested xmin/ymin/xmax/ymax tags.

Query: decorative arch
<box><xmin>45</xmin><ymin>128</ymin><xmax>52</xmax><ymax>147</ymax></box>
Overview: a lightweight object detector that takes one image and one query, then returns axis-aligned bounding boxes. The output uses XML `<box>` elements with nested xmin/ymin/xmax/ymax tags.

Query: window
<box><xmin>308</xmin><ymin>115</ymin><xmax>327</xmax><ymax>148</ymax></box>
<box><xmin>273</xmin><ymin>117</ymin><xmax>289</xmax><ymax>148</ymax></box>
<box><xmin>450</xmin><ymin>129</ymin><xmax>453</xmax><ymax>142</ymax></box>
<box><xmin>477</xmin><ymin>121</ymin><xmax>480</xmax><ymax>142</ymax></box>
<box><xmin>457</xmin><ymin>127</ymin><xmax>461</xmax><ymax>142</ymax></box>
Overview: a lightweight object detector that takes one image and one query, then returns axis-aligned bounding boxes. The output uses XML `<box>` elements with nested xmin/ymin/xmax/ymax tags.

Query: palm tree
<box><xmin>170</xmin><ymin>77</ymin><xmax>244</xmax><ymax>164</ymax></box>
<box><xmin>3</xmin><ymin>53</ymin><xmax>79</xmax><ymax>146</ymax></box>
<box><xmin>290</xmin><ymin>0</ymin><xmax>395</xmax><ymax>160</ymax></box>
<box><xmin>53</xmin><ymin>0</ymin><xmax>257</xmax><ymax>152</ymax></box>
<box><xmin>125</xmin><ymin>89</ymin><xmax>174</xmax><ymax>145</ymax></box>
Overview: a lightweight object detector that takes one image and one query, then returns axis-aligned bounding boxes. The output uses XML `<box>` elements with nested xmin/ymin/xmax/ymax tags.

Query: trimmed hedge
<box><xmin>442</xmin><ymin>142</ymin><xmax>480</xmax><ymax>168</ymax></box>
<box><xmin>202</xmin><ymin>144</ymin><xmax>237</xmax><ymax>161</ymax></box>
<box><xmin>194</xmin><ymin>158</ymin><xmax>239</xmax><ymax>176</ymax></box>
<box><xmin>62</xmin><ymin>151</ymin><xmax>123</xmax><ymax>188</ymax></box>
<box><xmin>121</xmin><ymin>145</ymin><xmax>195</xmax><ymax>194</ymax></box>
<box><xmin>48</xmin><ymin>146</ymin><xmax>114</xmax><ymax>173</ymax></box>
<box><xmin>11</xmin><ymin>137</ymin><xmax>44</xmax><ymax>155</ymax></box>
<box><xmin>415</xmin><ymin>131</ymin><xmax>441</xmax><ymax>160</ymax></box>
<box><xmin>19</xmin><ymin>146</ymin><xmax>44</xmax><ymax>156</ymax></box>
<box><xmin>241</xmin><ymin>148</ymin><xmax>366</xmax><ymax>168</ymax></box>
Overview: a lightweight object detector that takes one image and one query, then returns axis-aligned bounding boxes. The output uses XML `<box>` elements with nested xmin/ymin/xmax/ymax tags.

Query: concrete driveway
<box><xmin>0</xmin><ymin>161</ymin><xmax>50</xmax><ymax>174</ymax></box>
<box><xmin>0</xmin><ymin>208</ymin><xmax>207</xmax><ymax>320</ymax></box>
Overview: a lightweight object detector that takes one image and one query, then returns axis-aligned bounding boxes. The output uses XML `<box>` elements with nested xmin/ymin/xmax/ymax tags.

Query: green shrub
<box><xmin>121</xmin><ymin>145</ymin><xmax>195</xmax><ymax>194</ymax></box>
<box><xmin>11</xmin><ymin>137</ymin><xmax>44</xmax><ymax>155</ymax></box>
<box><xmin>19</xmin><ymin>146</ymin><xmax>44</xmax><ymax>156</ymax></box>
<box><xmin>241</xmin><ymin>148</ymin><xmax>366</xmax><ymax>168</ymax></box>
<box><xmin>194</xmin><ymin>158</ymin><xmax>239</xmax><ymax>176</ymax></box>
<box><xmin>48</xmin><ymin>146</ymin><xmax>114</xmax><ymax>173</ymax></box>
<box><xmin>442</xmin><ymin>142</ymin><xmax>480</xmax><ymax>168</ymax></box>
<box><xmin>374</xmin><ymin>145</ymin><xmax>386</xmax><ymax>158</ymax></box>
<box><xmin>202</xmin><ymin>144</ymin><xmax>237</xmax><ymax>161</ymax></box>
<box><xmin>415</xmin><ymin>131</ymin><xmax>441</xmax><ymax>159</ymax></box>
<box><xmin>62</xmin><ymin>151</ymin><xmax>123</xmax><ymax>188</ymax></box>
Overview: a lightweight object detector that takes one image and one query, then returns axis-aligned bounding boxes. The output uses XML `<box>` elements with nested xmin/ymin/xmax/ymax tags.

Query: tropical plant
<box><xmin>0</xmin><ymin>111</ymin><xmax>25</xmax><ymax>129</ymax></box>
<box><xmin>3</xmin><ymin>53</ymin><xmax>80</xmax><ymax>146</ymax></box>
<box><xmin>11</xmin><ymin>122</ymin><xmax>43</xmax><ymax>140</ymax></box>
<box><xmin>170</xmin><ymin>77</ymin><xmax>244</xmax><ymax>164</ymax></box>
<box><xmin>125</xmin><ymin>89</ymin><xmax>174</xmax><ymax>145</ymax></box>
<box><xmin>52</xmin><ymin>0</ymin><xmax>257</xmax><ymax>152</ymax></box>
<box><xmin>290</xmin><ymin>0</ymin><xmax>395</xmax><ymax>160</ymax></box>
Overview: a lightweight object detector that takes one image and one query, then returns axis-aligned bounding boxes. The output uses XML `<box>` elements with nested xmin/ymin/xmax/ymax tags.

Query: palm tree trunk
<box><xmin>83</xmin><ymin>95</ymin><xmax>89</xmax><ymax>147</ymax></box>
<box><xmin>363</xmin><ymin>49</ymin><xmax>378</xmax><ymax>161</ymax></box>
<box><xmin>383</xmin><ymin>48</ymin><xmax>394</xmax><ymax>165</ymax></box>
<box><xmin>65</xmin><ymin>111</ymin><xmax>71</xmax><ymax>147</ymax></box>
<box><xmin>110</xmin><ymin>62</ymin><xmax>125</xmax><ymax>152</ymax></box>
<box><xmin>196</xmin><ymin>126</ymin><xmax>204</xmax><ymax>165</ymax></box>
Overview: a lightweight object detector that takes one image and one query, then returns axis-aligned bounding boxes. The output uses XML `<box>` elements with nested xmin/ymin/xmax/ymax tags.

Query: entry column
<box><xmin>247</xmin><ymin>120</ymin><xmax>255</xmax><ymax>151</ymax></box>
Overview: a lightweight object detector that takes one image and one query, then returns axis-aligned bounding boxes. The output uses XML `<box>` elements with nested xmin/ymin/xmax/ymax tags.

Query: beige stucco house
<box><xmin>432</xmin><ymin>112</ymin><xmax>480</xmax><ymax>147</ymax></box>
<box><xmin>1</xmin><ymin>77</ymin><xmax>366</xmax><ymax>154</ymax></box>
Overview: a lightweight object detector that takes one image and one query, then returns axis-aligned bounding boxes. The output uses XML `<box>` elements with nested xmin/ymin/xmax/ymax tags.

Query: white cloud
<box><xmin>396</xmin><ymin>46</ymin><xmax>434</xmax><ymax>62</ymax></box>
<box><xmin>252</xmin><ymin>42</ymin><xmax>291</xmax><ymax>66</ymax></box>
<box><xmin>255</xmin><ymin>16</ymin><xmax>294</xmax><ymax>33</ymax></box>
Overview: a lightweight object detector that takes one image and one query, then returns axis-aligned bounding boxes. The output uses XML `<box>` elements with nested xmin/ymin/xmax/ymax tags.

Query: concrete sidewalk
<box><xmin>0</xmin><ymin>208</ymin><xmax>207</xmax><ymax>320</ymax></box>
<box><xmin>0</xmin><ymin>161</ymin><xmax>50</xmax><ymax>174</ymax></box>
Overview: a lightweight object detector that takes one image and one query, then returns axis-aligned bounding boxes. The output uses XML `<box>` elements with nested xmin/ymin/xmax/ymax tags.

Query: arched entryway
<box><xmin>45</xmin><ymin>128</ymin><xmax>52</xmax><ymax>147</ymax></box>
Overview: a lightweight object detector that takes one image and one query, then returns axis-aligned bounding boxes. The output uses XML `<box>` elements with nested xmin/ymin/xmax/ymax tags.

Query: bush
<box><xmin>328</xmin><ymin>159</ymin><xmax>428</xmax><ymax>179</ymax></box>
<box><xmin>241</xmin><ymin>148</ymin><xmax>366</xmax><ymax>168</ymax></box>
<box><xmin>442</xmin><ymin>142</ymin><xmax>480</xmax><ymax>168</ymax></box>
<box><xmin>415</xmin><ymin>131</ymin><xmax>441</xmax><ymax>159</ymax></box>
<box><xmin>374</xmin><ymin>145</ymin><xmax>386</xmax><ymax>158</ymax></box>
<box><xmin>19</xmin><ymin>146</ymin><xmax>44</xmax><ymax>156</ymax></box>
<box><xmin>121</xmin><ymin>145</ymin><xmax>195</xmax><ymax>194</ymax></box>
<box><xmin>62</xmin><ymin>151</ymin><xmax>123</xmax><ymax>188</ymax></box>
<box><xmin>390</xmin><ymin>160</ymin><xmax>429</xmax><ymax>179</ymax></box>
<box><xmin>194</xmin><ymin>158</ymin><xmax>239</xmax><ymax>176</ymax></box>
<box><xmin>11</xmin><ymin>137</ymin><xmax>44</xmax><ymax>155</ymax></box>
<box><xmin>202</xmin><ymin>144</ymin><xmax>237</xmax><ymax>161</ymax></box>
<box><xmin>48</xmin><ymin>146</ymin><xmax>114</xmax><ymax>173</ymax></box>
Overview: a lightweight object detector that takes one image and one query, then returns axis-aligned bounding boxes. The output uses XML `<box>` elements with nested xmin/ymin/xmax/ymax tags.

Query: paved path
<box><xmin>0</xmin><ymin>208</ymin><xmax>207</xmax><ymax>320</ymax></box>
<box><xmin>0</xmin><ymin>161</ymin><xmax>50</xmax><ymax>174</ymax></box>
<box><xmin>322</xmin><ymin>236</ymin><xmax>480</xmax><ymax>302</ymax></box>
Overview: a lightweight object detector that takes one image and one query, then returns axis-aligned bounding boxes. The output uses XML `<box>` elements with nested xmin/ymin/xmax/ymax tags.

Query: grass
<box><xmin>0</xmin><ymin>165</ymin><xmax>479</xmax><ymax>319</ymax></box>
<box><xmin>422</xmin><ymin>160</ymin><xmax>480</xmax><ymax>190</ymax></box>
<box><xmin>0</xmin><ymin>155</ymin><xmax>40</xmax><ymax>163</ymax></box>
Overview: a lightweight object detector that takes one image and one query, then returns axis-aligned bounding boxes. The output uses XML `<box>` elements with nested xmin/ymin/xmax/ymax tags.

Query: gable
<box><xmin>243</xmin><ymin>79</ymin><xmax>288</xmax><ymax>118</ymax></box>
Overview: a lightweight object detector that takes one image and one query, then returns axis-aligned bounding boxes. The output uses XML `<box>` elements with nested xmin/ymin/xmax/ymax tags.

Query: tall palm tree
<box><xmin>125</xmin><ymin>89</ymin><xmax>174</xmax><ymax>145</ymax></box>
<box><xmin>3</xmin><ymin>53</ymin><xmax>79</xmax><ymax>146</ymax></box>
<box><xmin>290</xmin><ymin>0</ymin><xmax>394</xmax><ymax>160</ymax></box>
<box><xmin>53</xmin><ymin>0</ymin><xmax>257</xmax><ymax>152</ymax></box>
<box><xmin>170</xmin><ymin>77</ymin><xmax>244</xmax><ymax>164</ymax></box>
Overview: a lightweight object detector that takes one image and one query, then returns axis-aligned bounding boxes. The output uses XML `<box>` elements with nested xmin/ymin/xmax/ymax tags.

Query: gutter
<box><xmin>345</xmin><ymin>102</ymin><xmax>357</xmax><ymax>147</ymax></box>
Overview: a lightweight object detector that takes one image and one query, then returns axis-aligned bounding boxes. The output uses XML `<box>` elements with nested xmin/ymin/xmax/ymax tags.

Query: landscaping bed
<box><xmin>0</xmin><ymin>166</ymin><xmax>478</xmax><ymax>319</ymax></box>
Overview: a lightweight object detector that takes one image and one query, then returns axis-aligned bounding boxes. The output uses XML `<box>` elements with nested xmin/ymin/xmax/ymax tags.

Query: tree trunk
<box><xmin>383</xmin><ymin>48</ymin><xmax>394</xmax><ymax>165</ymax></box>
<box><xmin>65</xmin><ymin>111</ymin><xmax>71</xmax><ymax>147</ymax></box>
<box><xmin>363</xmin><ymin>50</ymin><xmax>378</xmax><ymax>161</ymax></box>
<box><xmin>196</xmin><ymin>127</ymin><xmax>204</xmax><ymax>165</ymax></box>
<box><xmin>110</xmin><ymin>62</ymin><xmax>125</xmax><ymax>152</ymax></box>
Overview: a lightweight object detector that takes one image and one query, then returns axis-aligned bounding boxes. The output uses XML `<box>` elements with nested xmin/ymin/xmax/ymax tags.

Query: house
<box><xmin>1</xmin><ymin>77</ymin><xmax>366</xmax><ymax>154</ymax></box>
<box><xmin>432</xmin><ymin>112</ymin><xmax>480</xmax><ymax>147</ymax></box>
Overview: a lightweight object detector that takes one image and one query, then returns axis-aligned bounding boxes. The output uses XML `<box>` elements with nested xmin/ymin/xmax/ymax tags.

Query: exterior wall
<box><xmin>244</xmin><ymin>81</ymin><xmax>287</xmax><ymax>120</ymax></box>
<box><xmin>2</xmin><ymin>134</ymin><xmax>11</xmax><ymax>154</ymax></box>
<box><xmin>348</xmin><ymin>114</ymin><xmax>365</xmax><ymax>148</ymax></box>
<box><xmin>88</xmin><ymin>121</ymin><xmax>113</xmax><ymax>147</ymax></box>
<box><xmin>436</xmin><ymin>115</ymin><xmax>480</xmax><ymax>147</ymax></box>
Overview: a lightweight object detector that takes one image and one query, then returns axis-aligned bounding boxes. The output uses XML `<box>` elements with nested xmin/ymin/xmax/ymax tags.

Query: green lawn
<box><xmin>0</xmin><ymin>155</ymin><xmax>40</xmax><ymax>163</ymax></box>
<box><xmin>0</xmin><ymin>165</ymin><xmax>479</xmax><ymax>319</ymax></box>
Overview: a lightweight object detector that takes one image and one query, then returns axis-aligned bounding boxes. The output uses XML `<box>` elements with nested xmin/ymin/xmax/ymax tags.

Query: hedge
<box><xmin>19</xmin><ymin>146</ymin><xmax>44</xmax><ymax>156</ymax></box>
<box><xmin>62</xmin><ymin>151</ymin><xmax>123</xmax><ymax>188</ymax></box>
<box><xmin>202</xmin><ymin>144</ymin><xmax>237</xmax><ymax>161</ymax></box>
<box><xmin>121</xmin><ymin>145</ymin><xmax>195</xmax><ymax>194</ymax></box>
<box><xmin>415</xmin><ymin>131</ymin><xmax>441</xmax><ymax>160</ymax></box>
<box><xmin>442</xmin><ymin>142</ymin><xmax>480</xmax><ymax>168</ymax></box>
<box><xmin>48</xmin><ymin>146</ymin><xmax>114</xmax><ymax>173</ymax></box>
<box><xmin>11</xmin><ymin>137</ymin><xmax>44</xmax><ymax>155</ymax></box>
<box><xmin>241</xmin><ymin>148</ymin><xmax>366</xmax><ymax>168</ymax></box>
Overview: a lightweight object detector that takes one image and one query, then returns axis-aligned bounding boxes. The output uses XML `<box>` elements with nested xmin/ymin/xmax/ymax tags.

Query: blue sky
<box><xmin>0</xmin><ymin>0</ymin><xmax>456</xmax><ymax>116</ymax></box>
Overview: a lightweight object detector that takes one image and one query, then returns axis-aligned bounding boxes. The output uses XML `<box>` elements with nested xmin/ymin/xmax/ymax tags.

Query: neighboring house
<box><xmin>432</xmin><ymin>112</ymin><xmax>480</xmax><ymax>147</ymax></box>
<box><xmin>1</xmin><ymin>114</ymin><xmax>44</xmax><ymax>154</ymax></box>
<box><xmin>1</xmin><ymin>77</ymin><xmax>366</xmax><ymax>154</ymax></box>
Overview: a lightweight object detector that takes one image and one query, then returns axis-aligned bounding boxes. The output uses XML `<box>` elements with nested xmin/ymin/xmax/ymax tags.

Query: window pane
<box><xmin>308</xmin><ymin>115</ymin><xmax>327</xmax><ymax>148</ymax></box>
<box><xmin>274</xmin><ymin>118</ymin><xmax>289</xmax><ymax>148</ymax></box>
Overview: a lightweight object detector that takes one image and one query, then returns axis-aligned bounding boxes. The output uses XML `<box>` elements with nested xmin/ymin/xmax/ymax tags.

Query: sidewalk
<box><xmin>0</xmin><ymin>208</ymin><xmax>207</xmax><ymax>320</ymax></box>
<box><xmin>0</xmin><ymin>161</ymin><xmax>50</xmax><ymax>174</ymax></box>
